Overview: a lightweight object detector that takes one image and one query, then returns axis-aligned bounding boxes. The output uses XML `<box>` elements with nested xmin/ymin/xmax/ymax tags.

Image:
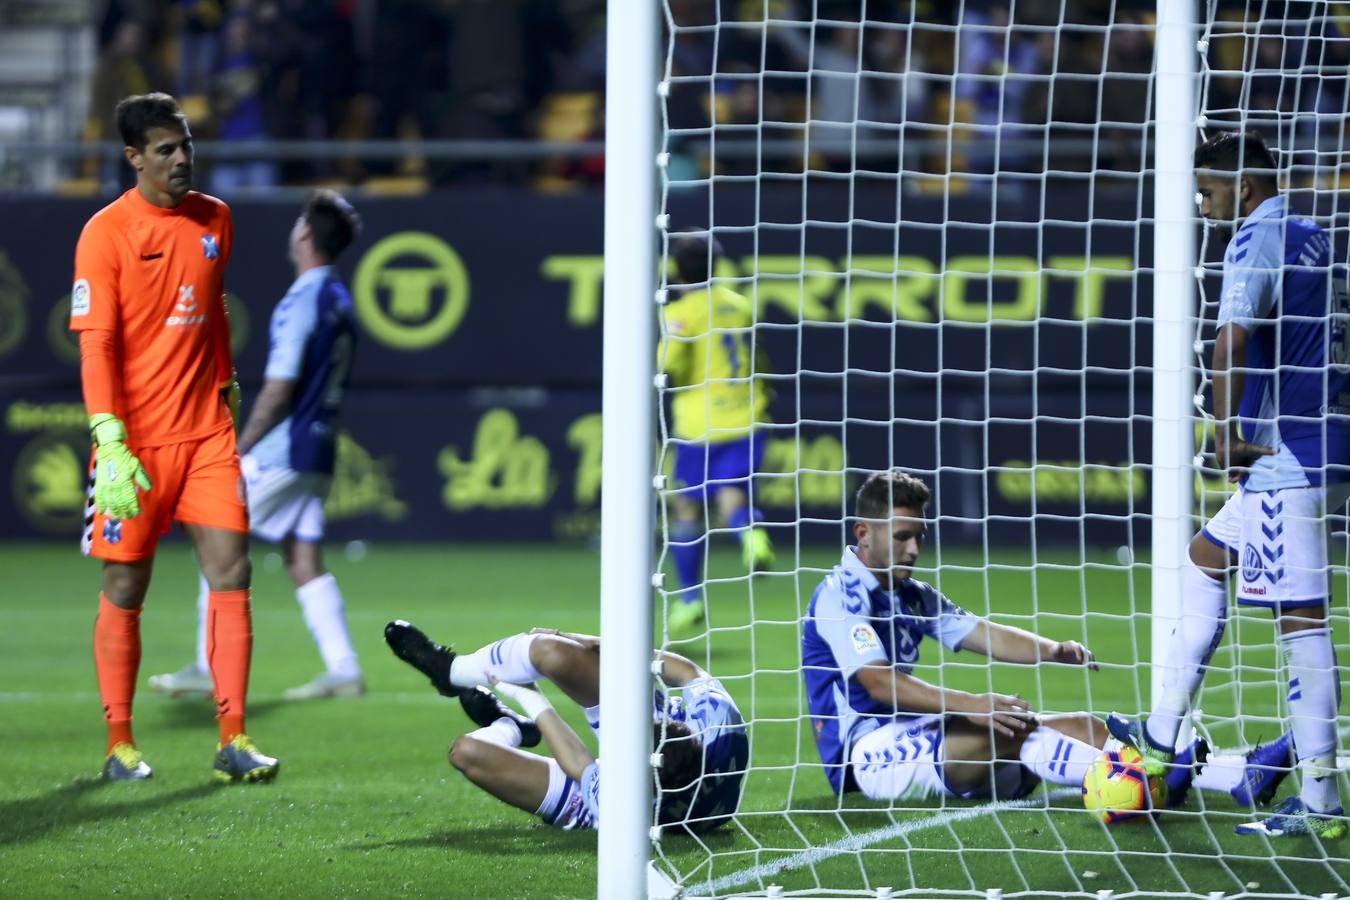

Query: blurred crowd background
<box><xmin>0</xmin><ymin>0</ymin><xmax>1344</xmax><ymax>194</ymax></box>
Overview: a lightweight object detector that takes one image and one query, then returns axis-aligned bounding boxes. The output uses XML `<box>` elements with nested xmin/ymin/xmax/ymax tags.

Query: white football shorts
<box><xmin>850</xmin><ymin>717</ymin><xmax>1035</xmax><ymax>802</ymax></box>
<box><xmin>241</xmin><ymin>454</ymin><xmax>331</xmax><ymax>543</ymax></box>
<box><xmin>1201</xmin><ymin>484</ymin><xmax>1350</xmax><ymax>608</ymax></box>
<box><xmin>537</xmin><ymin>758</ymin><xmax>595</xmax><ymax>831</ymax></box>
<box><xmin>849</xmin><ymin>717</ymin><xmax>947</xmax><ymax>801</ymax></box>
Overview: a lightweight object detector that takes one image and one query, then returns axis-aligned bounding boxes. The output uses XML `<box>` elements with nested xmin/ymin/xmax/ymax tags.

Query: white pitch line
<box><xmin>691</xmin><ymin>725</ymin><xmax>1350</xmax><ymax>896</ymax></box>
<box><xmin>0</xmin><ymin>691</ymin><xmax>452</xmax><ymax>703</ymax></box>
<box><xmin>688</xmin><ymin>789</ymin><xmax>1080</xmax><ymax>897</ymax></box>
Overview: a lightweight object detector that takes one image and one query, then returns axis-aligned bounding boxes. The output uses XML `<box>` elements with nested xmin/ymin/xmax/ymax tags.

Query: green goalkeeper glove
<box><xmin>89</xmin><ymin>413</ymin><xmax>152</xmax><ymax>519</ymax></box>
<box><xmin>221</xmin><ymin>379</ymin><xmax>241</xmax><ymax>430</ymax></box>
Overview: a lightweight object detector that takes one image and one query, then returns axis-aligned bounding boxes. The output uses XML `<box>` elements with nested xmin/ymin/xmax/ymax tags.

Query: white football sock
<box><xmin>1280</xmin><ymin>626</ymin><xmax>1342</xmax><ymax>813</ymax></box>
<box><xmin>1192</xmin><ymin>754</ymin><xmax>1246</xmax><ymax>793</ymax></box>
<box><xmin>450</xmin><ymin>632</ymin><xmax>541</xmax><ymax>688</ymax></box>
<box><xmin>1146</xmin><ymin>558</ymin><xmax>1228</xmax><ymax>750</ymax></box>
<box><xmin>195</xmin><ymin>573</ymin><xmax>210</xmax><ymax>672</ymax></box>
<box><xmin>1018</xmin><ymin>726</ymin><xmax>1100</xmax><ymax>787</ymax></box>
<box><xmin>467</xmin><ymin>717</ymin><xmax>522</xmax><ymax>750</ymax></box>
<box><xmin>584</xmin><ymin>703</ymin><xmax>601</xmax><ymax>735</ymax></box>
<box><xmin>296</xmin><ymin>573</ymin><xmax>360</xmax><ymax>679</ymax></box>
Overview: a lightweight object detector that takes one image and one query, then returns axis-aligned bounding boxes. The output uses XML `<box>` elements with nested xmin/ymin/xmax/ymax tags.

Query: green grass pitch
<box><xmin>3</xmin><ymin>541</ymin><xmax>1349</xmax><ymax>898</ymax></box>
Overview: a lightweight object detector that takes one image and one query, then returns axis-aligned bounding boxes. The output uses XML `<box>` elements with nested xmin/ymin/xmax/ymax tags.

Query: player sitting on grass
<box><xmin>802</xmin><ymin>468</ymin><xmax>1292</xmax><ymax>809</ymax></box>
<box><xmin>385</xmin><ymin>621</ymin><xmax>748</xmax><ymax>833</ymax></box>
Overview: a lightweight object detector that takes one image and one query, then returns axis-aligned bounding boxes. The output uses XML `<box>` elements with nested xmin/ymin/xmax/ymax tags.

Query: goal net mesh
<box><xmin>646</xmin><ymin>2</ymin><xmax>1350</xmax><ymax>896</ymax></box>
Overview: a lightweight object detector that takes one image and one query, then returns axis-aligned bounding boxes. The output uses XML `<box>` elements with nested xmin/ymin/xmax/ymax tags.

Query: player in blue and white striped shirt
<box><xmin>800</xmin><ymin>470</ymin><xmax>1294</xmax><ymax>809</ymax></box>
<box><xmin>150</xmin><ymin>191</ymin><xmax>367</xmax><ymax>702</ymax></box>
<box><xmin>802</xmin><ymin>469</ymin><xmax>1119</xmax><ymax>803</ymax></box>
<box><xmin>385</xmin><ymin>620</ymin><xmax>748</xmax><ymax>835</ymax></box>
<box><xmin>1110</xmin><ymin>131</ymin><xmax>1350</xmax><ymax>838</ymax></box>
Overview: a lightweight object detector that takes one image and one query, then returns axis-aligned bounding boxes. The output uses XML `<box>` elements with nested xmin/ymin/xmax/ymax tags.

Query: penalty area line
<box><xmin>688</xmin><ymin>788</ymin><xmax>1080</xmax><ymax>897</ymax></box>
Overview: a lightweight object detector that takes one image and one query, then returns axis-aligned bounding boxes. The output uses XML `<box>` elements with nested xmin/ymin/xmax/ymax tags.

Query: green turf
<box><xmin>3</xmin><ymin>541</ymin><xmax>1349</xmax><ymax>899</ymax></box>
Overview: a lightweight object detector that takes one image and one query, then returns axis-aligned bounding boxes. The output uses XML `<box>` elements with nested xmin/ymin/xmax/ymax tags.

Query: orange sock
<box><xmin>93</xmin><ymin>593</ymin><xmax>141</xmax><ymax>755</ymax></box>
<box><xmin>207</xmin><ymin>589</ymin><xmax>252</xmax><ymax>744</ymax></box>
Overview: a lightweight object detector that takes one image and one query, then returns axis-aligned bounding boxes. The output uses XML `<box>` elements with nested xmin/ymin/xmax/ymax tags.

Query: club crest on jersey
<box><xmin>1241</xmin><ymin>543</ymin><xmax>1263</xmax><ymax>583</ymax></box>
<box><xmin>201</xmin><ymin>234</ymin><xmax>219</xmax><ymax>260</ymax></box>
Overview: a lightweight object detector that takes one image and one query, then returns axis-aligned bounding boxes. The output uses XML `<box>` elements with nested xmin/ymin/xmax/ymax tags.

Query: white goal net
<box><xmin>634</xmin><ymin>1</ymin><xmax>1350</xmax><ymax>898</ymax></box>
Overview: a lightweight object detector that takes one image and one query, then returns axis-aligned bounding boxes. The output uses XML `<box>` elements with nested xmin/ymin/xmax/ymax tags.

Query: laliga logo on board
<box><xmin>352</xmin><ymin>231</ymin><xmax>470</xmax><ymax>350</ymax></box>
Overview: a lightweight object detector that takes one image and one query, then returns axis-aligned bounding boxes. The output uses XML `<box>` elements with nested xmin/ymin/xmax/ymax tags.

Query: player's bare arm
<box><xmin>657</xmin><ymin>649</ymin><xmax>707</xmax><ymax>687</ymax></box>
<box><xmin>534</xmin><ymin>708</ymin><xmax>596</xmax><ymax>780</ymax></box>
<box><xmin>957</xmin><ymin>620</ymin><xmax>1097</xmax><ymax>669</ymax></box>
<box><xmin>1211</xmin><ymin>322</ymin><xmax>1276</xmax><ymax>480</ymax></box>
<box><xmin>493</xmin><ymin>681</ymin><xmax>595</xmax><ymax>780</ymax></box>
<box><xmin>854</xmin><ymin>663</ymin><xmax>1032</xmax><ymax>738</ymax></box>
<box><xmin>236</xmin><ymin>377</ymin><xmax>296</xmax><ymax>456</ymax></box>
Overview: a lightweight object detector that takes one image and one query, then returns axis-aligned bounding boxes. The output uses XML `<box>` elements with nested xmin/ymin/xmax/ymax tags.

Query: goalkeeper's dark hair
<box><xmin>1194</xmin><ymin>130</ymin><xmax>1279</xmax><ymax>189</ymax></box>
<box><xmin>303</xmin><ymin>189</ymin><xmax>362</xmax><ymax>262</ymax></box>
<box><xmin>116</xmin><ymin>93</ymin><xmax>189</xmax><ymax>151</ymax></box>
<box><xmin>670</xmin><ymin>228</ymin><xmax>724</xmax><ymax>286</ymax></box>
<box><xmin>653</xmin><ymin>719</ymin><xmax>705</xmax><ymax>831</ymax></box>
<box><xmin>854</xmin><ymin>469</ymin><xmax>931</xmax><ymax>520</ymax></box>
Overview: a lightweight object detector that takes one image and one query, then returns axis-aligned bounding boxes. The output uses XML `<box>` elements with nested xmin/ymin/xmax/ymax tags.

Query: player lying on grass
<box><xmin>385</xmin><ymin>621</ymin><xmax>748</xmax><ymax>833</ymax></box>
<box><xmin>802</xmin><ymin>468</ymin><xmax>1293</xmax><ymax>809</ymax></box>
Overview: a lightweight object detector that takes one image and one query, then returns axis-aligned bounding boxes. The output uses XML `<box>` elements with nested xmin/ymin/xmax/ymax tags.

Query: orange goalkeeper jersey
<box><xmin>70</xmin><ymin>188</ymin><xmax>234</xmax><ymax>446</ymax></box>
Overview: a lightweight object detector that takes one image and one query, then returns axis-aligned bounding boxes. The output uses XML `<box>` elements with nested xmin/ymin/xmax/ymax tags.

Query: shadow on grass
<box><xmin>153</xmin><ymin>696</ymin><xmax>288</xmax><ymax>730</ymax></box>
<box><xmin>348</xmin><ymin>823</ymin><xmax>595</xmax><ymax>855</ymax></box>
<box><xmin>0</xmin><ymin>776</ymin><xmax>218</xmax><ymax>846</ymax></box>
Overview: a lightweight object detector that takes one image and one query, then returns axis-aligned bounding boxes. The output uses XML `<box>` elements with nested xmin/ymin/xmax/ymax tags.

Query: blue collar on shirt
<box><xmin>287</xmin><ymin>265</ymin><xmax>333</xmax><ymax>295</ymax></box>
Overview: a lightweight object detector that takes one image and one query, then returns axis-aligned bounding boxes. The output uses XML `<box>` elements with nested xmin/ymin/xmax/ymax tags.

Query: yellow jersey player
<box><xmin>658</xmin><ymin>230</ymin><xmax>772</xmax><ymax>632</ymax></box>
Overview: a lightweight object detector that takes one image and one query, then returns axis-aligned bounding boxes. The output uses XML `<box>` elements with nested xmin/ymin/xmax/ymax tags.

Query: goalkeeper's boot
<box><xmin>1161</xmin><ymin>736</ymin><xmax>1209</xmax><ymax>809</ymax></box>
<box><xmin>282</xmin><ymin>672</ymin><xmax>367</xmax><ymax>701</ymax></box>
<box><xmin>1105</xmin><ymin>712</ymin><xmax>1173</xmax><ymax>778</ymax></box>
<box><xmin>213</xmin><ymin>734</ymin><xmax>279</xmax><ymax>783</ymax></box>
<box><xmin>147</xmin><ymin>664</ymin><xmax>213</xmax><ymax>699</ymax></box>
<box><xmin>743</xmin><ymin>526</ymin><xmax>775</xmax><ymax>572</ymax></box>
<box><xmin>1231</xmin><ymin>731</ymin><xmax>1296</xmax><ymax>808</ymax></box>
<box><xmin>667</xmin><ymin>597</ymin><xmax>705</xmax><ymax>635</ymax></box>
<box><xmin>102</xmin><ymin>743</ymin><xmax>152</xmax><ymax>780</ymax></box>
<box><xmin>1234</xmin><ymin>796</ymin><xmax>1347</xmax><ymax>839</ymax></box>
<box><xmin>460</xmin><ymin>686</ymin><xmax>542</xmax><ymax>748</ymax></box>
<box><xmin>384</xmin><ymin>620</ymin><xmax>459</xmax><ymax>698</ymax></box>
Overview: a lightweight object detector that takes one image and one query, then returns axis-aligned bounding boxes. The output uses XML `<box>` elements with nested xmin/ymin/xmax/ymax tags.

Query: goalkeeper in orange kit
<box><xmin>71</xmin><ymin>92</ymin><xmax>277</xmax><ymax>782</ymax></box>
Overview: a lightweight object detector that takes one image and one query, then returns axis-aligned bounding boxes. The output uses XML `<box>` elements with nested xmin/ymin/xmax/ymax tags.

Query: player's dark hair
<box><xmin>115</xmin><ymin>93</ymin><xmax>188</xmax><ymax>151</ymax></box>
<box><xmin>303</xmin><ymin>189</ymin><xmax>362</xmax><ymax>262</ymax></box>
<box><xmin>653</xmin><ymin>719</ymin><xmax>705</xmax><ymax>831</ymax></box>
<box><xmin>1194</xmin><ymin>130</ymin><xmax>1278</xmax><ymax>189</ymax></box>
<box><xmin>670</xmin><ymin>229</ymin><xmax>724</xmax><ymax>286</ymax></box>
<box><xmin>854</xmin><ymin>469</ymin><xmax>931</xmax><ymax>520</ymax></box>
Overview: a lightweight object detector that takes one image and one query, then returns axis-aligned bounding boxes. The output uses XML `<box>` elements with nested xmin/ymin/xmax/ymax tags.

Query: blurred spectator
<box><xmin>1099</xmin><ymin>14</ymin><xmax>1152</xmax><ymax>173</ymax></box>
<box><xmin>71</xmin><ymin>0</ymin><xmax>1326</xmax><ymax>191</ymax></box>
<box><xmin>442</xmin><ymin>0</ymin><xmax>528</xmax><ymax>181</ymax></box>
<box><xmin>175</xmin><ymin>0</ymin><xmax>225</xmax><ymax>99</ymax></box>
<box><xmin>86</xmin><ymin>19</ymin><xmax>167</xmax><ymax>189</ymax></box>
<box><xmin>208</xmin><ymin>10</ymin><xmax>278</xmax><ymax>194</ymax></box>
<box><xmin>369</xmin><ymin>0</ymin><xmax>451</xmax><ymax>176</ymax></box>
<box><xmin>952</xmin><ymin>6</ymin><xmax>1039</xmax><ymax>173</ymax></box>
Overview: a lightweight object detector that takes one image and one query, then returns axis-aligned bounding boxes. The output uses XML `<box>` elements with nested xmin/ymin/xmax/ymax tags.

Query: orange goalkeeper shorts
<box><xmin>82</xmin><ymin>422</ymin><xmax>248</xmax><ymax>562</ymax></box>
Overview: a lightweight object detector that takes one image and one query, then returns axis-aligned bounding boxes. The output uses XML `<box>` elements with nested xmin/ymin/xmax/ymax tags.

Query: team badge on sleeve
<box><xmin>850</xmin><ymin>624</ymin><xmax>882</xmax><ymax>655</ymax></box>
<box><xmin>201</xmin><ymin>234</ymin><xmax>219</xmax><ymax>260</ymax></box>
<box><xmin>71</xmin><ymin>279</ymin><xmax>90</xmax><ymax>317</ymax></box>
